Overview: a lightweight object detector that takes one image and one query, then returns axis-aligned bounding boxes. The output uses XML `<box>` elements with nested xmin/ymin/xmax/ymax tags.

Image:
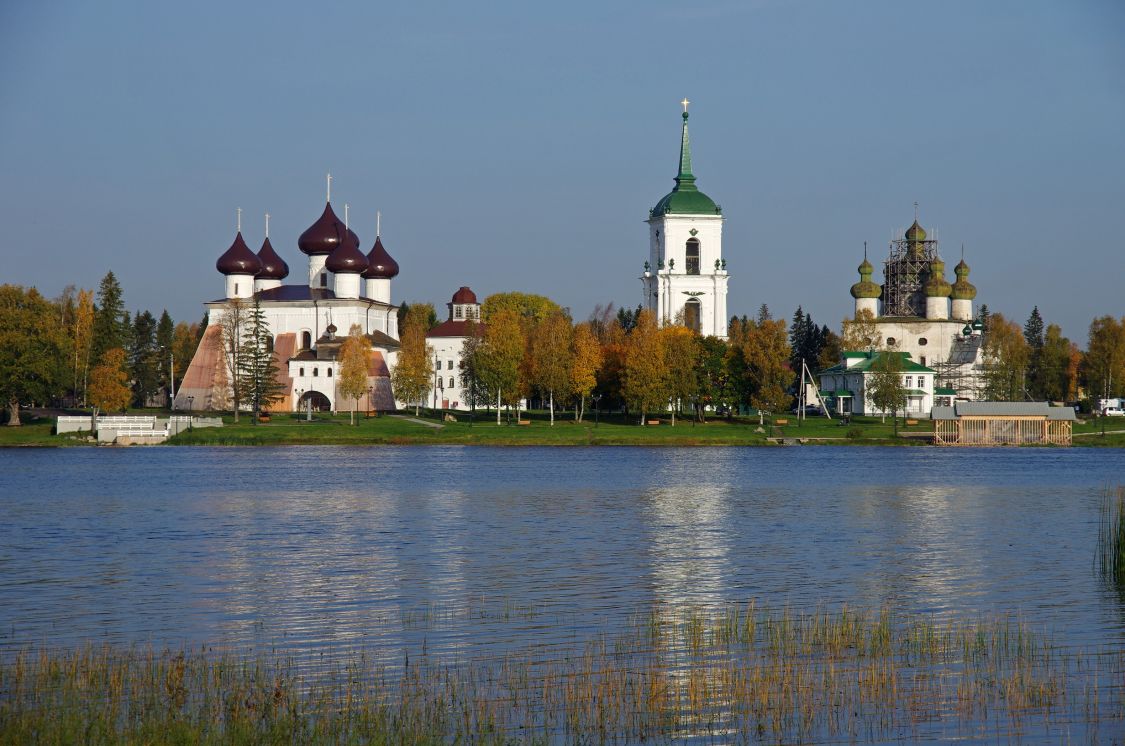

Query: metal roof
<box><xmin>933</xmin><ymin>401</ymin><xmax>1077</xmax><ymax>421</ymax></box>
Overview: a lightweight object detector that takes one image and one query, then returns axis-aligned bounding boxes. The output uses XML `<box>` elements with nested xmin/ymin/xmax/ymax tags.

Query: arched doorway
<box><xmin>684</xmin><ymin>298</ymin><xmax>701</xmax><ymax>333</ymax></box>
<box><xmin>297</xmin><ymin>390</ymin><xmax>331</xmax><ymax>412</ymax></box>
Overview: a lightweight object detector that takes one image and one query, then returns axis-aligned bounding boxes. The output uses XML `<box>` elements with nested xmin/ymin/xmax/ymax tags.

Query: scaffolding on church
<box><xmin>931</xmin><ymin>334</ymin><xmax>987</xmax><ymax>400</ymax></box>
<box><xmin>882</xmin><ymin>232</ymin><xmax>939</xmax><ymax>317</ymax></box>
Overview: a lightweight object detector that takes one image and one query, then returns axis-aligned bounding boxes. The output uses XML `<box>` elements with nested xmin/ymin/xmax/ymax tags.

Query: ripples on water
<box><xmin>2</xmin><ymin>446</ymin><xmax>1124</xmax><ymax>740</ymax></box>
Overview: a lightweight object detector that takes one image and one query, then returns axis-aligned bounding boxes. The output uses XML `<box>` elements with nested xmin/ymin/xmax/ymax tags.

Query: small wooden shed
<box><xmin>931</xmin><ymin>402</ymin><xmax>1076</xmax><ymax>446</ymax></box>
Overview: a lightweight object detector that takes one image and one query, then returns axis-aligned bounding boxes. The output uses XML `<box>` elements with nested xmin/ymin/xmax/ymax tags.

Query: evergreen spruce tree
<box><xmin>91</xmin><ymin>272</ymin><xmax>127</xmax><ymax>364</ymax></box>
<box><xmin>1023</xmin><ymin>306</ymin><xmax>1046</xmax><ymax>399</ymax></box>
<box><xmin>130</xmin><ymin>310</ymin><xmax>159</xmax><ymax>407</ymax></box>
<box><xmin>756</xmin><ymin>303</ymin><xmax>772</xmax><ymax>323</ymax></box>
<box><xmin>155</xmin><ymin>310</ymin><xmax>175</xmax><ymax>405</ymax></box>
<box><xmin>238</xmin><ymin>297</ymin><xmax>286</xmax><ymax>421</ymax></box>
<box><xmin>789</xmin><ymin>306</ymin><xmax>806</xmax><ymax>374</ymax></box>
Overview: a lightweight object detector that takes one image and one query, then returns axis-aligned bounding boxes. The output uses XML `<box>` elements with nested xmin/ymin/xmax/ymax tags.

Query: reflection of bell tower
<box><xmin>641</xmin><ymin>100</ymin><xmax>729</xmax><ymax>339</ymax></box>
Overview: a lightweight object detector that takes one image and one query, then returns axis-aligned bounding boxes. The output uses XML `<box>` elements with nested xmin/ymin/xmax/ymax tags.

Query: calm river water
<box><xmin>2</xmin><ymin>446</ymin><xmax>1123</xmax><ymax>654</ymax></box>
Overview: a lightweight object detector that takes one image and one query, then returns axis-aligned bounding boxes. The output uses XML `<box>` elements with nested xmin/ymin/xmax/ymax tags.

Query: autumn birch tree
<box><xmin>73</xmin><ymin>289</ymin><xmax>94</xmax><ymax>405</ymax></box>
<box><xmin>570</xmin><ymin>322</ymin><xmax>602</xmax><ymax>422</ymax></box>
<box><xmin>88</xmin><ymin>347</ymin><xmax>132</xmax><ymax>420</ymax></box>
<box><xmin>661</xmin><ymin>325</ymin><xmax>700</xmax><ymax>426</ymax></box>
<box><xmin>529</xmin><ymin>310</ymin><xmax>573</xmax><ymax>425</ymax></box>
<box><xmin>983</xmin><ymin>313</ymin><xmax>1030</xmax><ymax>401</ymax></box>
<box><xmin>477</xmin><ymin>308</ymin><xmax>524</xmax><ymax>424</ymax></box>
<box><xmin>219</xmin><ymin>298</ymin><xmax>247</xmax><ymax>421</ymax></box>
<box><xmin>623</xmin><ymin>309</ymin><xmax>667</xmax><ymax>425</ymax></box>
<box><xmin>391</xmin><ymin>306</ymin><xmax>434</xmax><ymax>416</ymax></box>
<box><xmin>338</xmin><ymin>324</ymin><xmax>371</xmax><ymax>425</ymax></box>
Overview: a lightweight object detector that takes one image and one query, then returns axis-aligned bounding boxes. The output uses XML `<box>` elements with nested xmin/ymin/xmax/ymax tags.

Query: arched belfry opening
<box><xmin>684</xmin><ymin>298</ymin><xmax>701</xmax><ymax>333</ymax></box>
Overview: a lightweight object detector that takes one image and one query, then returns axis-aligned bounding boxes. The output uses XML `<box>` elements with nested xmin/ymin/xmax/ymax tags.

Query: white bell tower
<box><xmin>641</xmin><ymin>100</ymin><xmax>729</xmax><ymax>339</ymax></box>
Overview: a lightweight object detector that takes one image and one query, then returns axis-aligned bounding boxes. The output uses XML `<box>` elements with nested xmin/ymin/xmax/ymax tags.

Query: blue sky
<box><xmin>1</xmin><ymin>0</ymin><xmax>1122</xmax><ymax>339</ymax></box>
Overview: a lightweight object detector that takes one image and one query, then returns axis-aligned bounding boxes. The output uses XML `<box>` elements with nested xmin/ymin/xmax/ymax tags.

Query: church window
<box><xmin>327</xmin><ymin>368</ymin><xmax>332</xmax><ymax>377</ymax></box>
<box><xmin>684</xmin><ymin>299</ymin><xmax>701</xmax><ymax>333</ymax></box>
<box><xmin>448</xmin><ymin>360</ymin><xmax>453</xmax><ymax>369</ymax></box>
<box><xmin>920</xmin><ymin>356</ymin><xmax>927</xmax><ymax>366</ymax></box>
<box><xmin>685</xmin><ymin>239</ymin><xmax>700</xmax><ymax>275</ymax></box>
<box><xmin>302</xmin><ymin>331</ymin><xmax>312</xmax><ymax>349</ymax></box>
<box><xmin>299</xmin><ymin>367</ymin><xmax>305</xmax><ymax>376</ymax></box>
<box><xmin>449</xmin><ymin>377</ymin><xmax>454</xmax><ymax>388</ymax></box>
<box><xmin>313</xmin><ymin>368</ymin><xmax>319</xmax><ymax>377</ymax></box>
<box><xmin>438</xmin><ymin>378</ymin><xmax>444</xmax><ymax>389</ymax></box>
<box><xmin>320</xmin><ymin>273</ymin><xmax>327</xmax><ymax>287</ymax></box>
<box><xmin>265</xmin><ymin>336</ymin><xmax>274</xmax><ymax>353</ymax></box>
<box><xmin>234</xmin><ymin>282</ymin><xmax>239</xmax><ymax>295</ymax></box>
<box><xmin>436</xmin><ymin>360</ymin><xmax>442</xmax><ymax>370</ymax></box>
<box><xmin>886</xmin><ymin>337</ymin><xmax>896</xmax><ymax>347</ymax></box>
<box><xmin>918</xmin><ymin>337</ymin><xmax>928</xmax><ymax>346</ymax></box>
<box><xmin>454</xmin><ymin>306</ymin><xmax>463</xmax><ymax>319</ymax></box>
<box><xmin>905</xmin><ymin>376</ymin><xmax>913</xmax><ymax>388</ymax></box>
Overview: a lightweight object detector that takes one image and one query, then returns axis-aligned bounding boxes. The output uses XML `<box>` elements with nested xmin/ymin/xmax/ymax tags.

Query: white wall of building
<box><xmin>642</xmin><ymin>214</ymin><xmax>729</xmax><ymax>338</ymax></box>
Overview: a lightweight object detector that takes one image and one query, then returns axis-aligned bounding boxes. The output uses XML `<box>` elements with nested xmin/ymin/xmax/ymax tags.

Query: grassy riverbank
<box><xmin>2</xmin><ymin>602</ymin><xmax>1119</xmax><ymax>744</ymax></box>
<box><xmin>4</xmin><ymin>409</ymin><xmax>1124</xmax><ymax>446</ymax></box>
<box><xmin>167</xmin><ymin>410</ymin><xmax>934</xmax><ymax>446</ymax></box>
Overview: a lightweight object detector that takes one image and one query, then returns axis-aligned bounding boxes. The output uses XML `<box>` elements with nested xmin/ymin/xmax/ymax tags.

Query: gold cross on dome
<box><xmin>681</xmin><ymin>97</ymin><xmax>690</xmax><ymax>113</ymax></box>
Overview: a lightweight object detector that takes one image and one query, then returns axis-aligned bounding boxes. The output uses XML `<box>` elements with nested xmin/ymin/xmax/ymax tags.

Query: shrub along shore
<box><xmin>4</xmin><ymin>409</ymin><xmax>1125</xmax><ymax>447</ymax></box>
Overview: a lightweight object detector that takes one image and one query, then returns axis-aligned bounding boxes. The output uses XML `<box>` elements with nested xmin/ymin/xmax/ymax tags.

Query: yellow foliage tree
<box><xmin>983</xmin><ymin>313</ymin><xmax>1030</xmax><ymax>401</ymax></box>
<box><xmin>569</xmin><ymin>322</ymin><xmax>602</xmax><ymax>422</ymax></box>
<box><xmin>477</xmin><ymin>308</ymin><xmax>525</xmax><ymax>424</ymax></box>
<box><xmin>529</xmin><ymin>310</ymin><xmax>573</xmax><ymax>424</ymax></box>
<box><xmin>88</xmin><ymin>347</ymin><xmax>132</xmax><ymax>417</ymax></box>
<box><xmin>623</xmin><ymin>309</ymin><xmax>668</xmax><ymax>425</ymax></box>
<box><xmin>660</xmin><ymin>324</ymin><xmax>700</xmax><ymax>426</ymax></box>
<box><xmin>338</xmin><ymin>324</ymin><xmax>372</xmax><ymax>425</ymax></box>
<box><xmin>840</xmin><ymin>308</ymin><xmax>882</xmax><ymax>351</ymax></box>
<box><xmin>73</xmin><ymin>289</ymin><xmax>94</xmax><ymax>406</ymax></box>
<box><xmin>391</xmin><ymin>307</ymin><xmax>433</xmax><ymax>415</ymax></box>
<box><xmin>741</xmin><ymin>318</ymin><xmax>792</xmax><ymax>415</ymax></box>
<box><xmin>481</xmin><ymin>292</ymin><xmax>562</xmax><ymax>323</ymax></box>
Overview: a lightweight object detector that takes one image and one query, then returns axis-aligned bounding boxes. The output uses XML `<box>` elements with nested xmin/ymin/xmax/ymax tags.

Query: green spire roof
<box><xmin>651</xmin><ymin>108</ymin><xmax>721</xmax><ymax>217</ymax></box>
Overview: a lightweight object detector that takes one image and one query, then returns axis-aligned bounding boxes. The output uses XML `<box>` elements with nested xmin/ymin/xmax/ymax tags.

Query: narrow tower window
<box><xmin>301</xmin><ymin>331</ymin><xmax>312</xmax><ymax>349</ymax></box>
<box><xmin>686</xmin><ymin>239</ymin><xmax>700</xmax><ymax>275</ymax></box>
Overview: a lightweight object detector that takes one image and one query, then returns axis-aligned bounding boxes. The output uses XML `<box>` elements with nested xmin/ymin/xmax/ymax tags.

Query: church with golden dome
<box><xmin>833</xmin><ymin>214</ymin><xmax>988</xmax><ymax>411</ymax></box>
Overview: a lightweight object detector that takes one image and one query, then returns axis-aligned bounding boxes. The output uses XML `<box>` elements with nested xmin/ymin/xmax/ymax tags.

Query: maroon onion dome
<box><xmin>255</xmin><ymin>237</ymin><xmax>289</xmax><ymax>280</ymax></box>
<box><xmin>451</xmin><ymin>286</ymin><xmax>477</xmax><ymax>304</ymax></box>
<box><xmin>324</xmin><ymin>229</ymin><xmax>369</xmax><ymax>274</ymax></box>
<box><xmin>362</xmin><ymin>236</ymin><xmax>400</xmax><ymax>279</ymax></box>
<box><xmin>298</xmin><ymin>202</ymin><xmax>359</xmax><ymax>256</ymax></box>
<box><xmin>216</xmin><ymin>232</ymin><xmax>262</xmax><ymax>275</ymax></box>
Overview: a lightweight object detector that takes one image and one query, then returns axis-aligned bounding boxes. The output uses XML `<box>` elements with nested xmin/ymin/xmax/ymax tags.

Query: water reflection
<box><xmin>646</xmin><ymin>483</ymin><xmax>733</xmax><ymax>613</ymax></box>
<box><xmin>0</xmin><ymin>446</ymin><xmax>1123</xmax><ymax>658</ymax></box>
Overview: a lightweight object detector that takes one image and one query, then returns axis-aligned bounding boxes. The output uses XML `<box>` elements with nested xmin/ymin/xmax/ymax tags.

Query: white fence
<box><xmin>57</xmin><ymin>415</ymin><xmax>223</xmax><ymax>441</ymax></box>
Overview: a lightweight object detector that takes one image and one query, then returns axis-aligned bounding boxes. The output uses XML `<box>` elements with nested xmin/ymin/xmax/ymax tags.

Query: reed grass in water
<box><xmin>1</xmin><ymin>603</ymin><xmax>1122</xmax><ymax>744</ymax></box>
<box><xmin>1099</xmin><ymin>485</ymin><xmax>1125</xmax><ymax>584</ymax></box>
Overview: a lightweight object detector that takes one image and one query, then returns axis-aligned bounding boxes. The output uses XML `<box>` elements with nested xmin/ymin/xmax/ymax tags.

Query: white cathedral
<box><xmin>174</xmin><ymin>182</ymin><xmax>401</xmax><ymax>414</ymax></box>
<box><xmin>642</xmin><ymin>101</ymin><xmax>730</xmax><ymax>339</ymax></box>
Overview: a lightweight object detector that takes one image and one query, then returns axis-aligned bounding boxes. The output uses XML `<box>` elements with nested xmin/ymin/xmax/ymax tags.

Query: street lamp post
<box><xmin>186</xmin><ymin>396</ymin><xmax>194</xmax><ymax>430</ymax></box>
<box><xmin>592</xmin><ymin>394</ymin><xmax>602</xmax><ymax>428</ymax></box>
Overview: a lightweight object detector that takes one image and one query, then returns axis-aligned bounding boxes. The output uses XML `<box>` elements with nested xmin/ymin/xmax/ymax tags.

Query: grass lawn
<box><xmin>3</xmin><ymin>407</ymin><xmax>1120</xmax><ymax>447</ymax></box>
<box><xmin>165</xmin><ymin>409</ymin><xmax>930</xmax><ymax>447</ymax></box>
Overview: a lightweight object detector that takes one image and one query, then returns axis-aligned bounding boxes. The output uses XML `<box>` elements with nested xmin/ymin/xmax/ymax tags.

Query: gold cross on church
<box><xmin>681</xmin><ymin>97</ymin><xmax>690</xmax><ymax>113</ymax></box>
